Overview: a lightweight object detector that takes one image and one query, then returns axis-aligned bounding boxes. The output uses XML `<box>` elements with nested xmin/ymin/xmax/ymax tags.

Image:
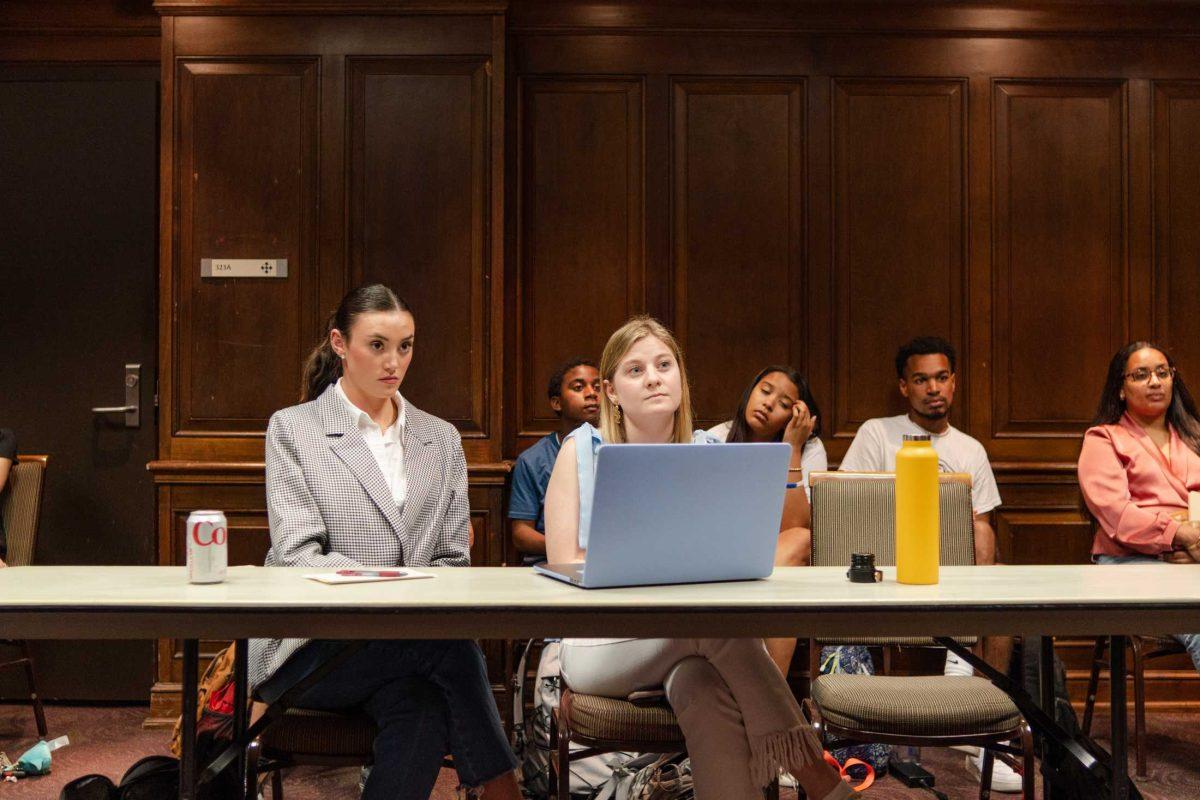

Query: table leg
<box><xmin>233</xmin><ymin>639</ymin><xmax>249</xmax><ymax>799</ymax></box>
<box><xmin>179</xmin><ymin>638</ymin><xmax>199</xmax><ymax>800</ymax></box>
<box><xmin>1039</xmin><ymin>636</ymin><xmax>1057</xmax><ymax>800</ymax></box>
<box><xmin>1110</xmin><ymin>636</ymin><xmax>1129</xmax><ymax>800</ymax></box>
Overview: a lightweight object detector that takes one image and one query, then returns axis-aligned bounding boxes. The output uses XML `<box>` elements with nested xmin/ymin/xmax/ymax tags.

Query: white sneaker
<box><xmin>966</xmin><ymin>751</ymin><xmax>1023</xmax><ymax>793</ymax></box>
<box><xmin>944</xmin><ymin>651</ymin><xmax>974</xmax><ymax>677</ymax></box>
<box><xmin>779</xmin><ymin>772</ymin><xmax>798</xmax><ymax>789</ymax></box>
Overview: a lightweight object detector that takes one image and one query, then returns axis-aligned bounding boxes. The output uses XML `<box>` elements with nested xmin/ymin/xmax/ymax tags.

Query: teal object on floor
<box><xmin>16</xmin><ymin>740</ymin><xmax>52</xmax><ymax>775</ymax></box>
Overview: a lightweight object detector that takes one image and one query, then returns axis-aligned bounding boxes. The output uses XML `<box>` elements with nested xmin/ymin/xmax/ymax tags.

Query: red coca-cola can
<box><xmin>187</xmin><ymin>510</ymin><xmax>228</xmax><ymax>584</ymax></box>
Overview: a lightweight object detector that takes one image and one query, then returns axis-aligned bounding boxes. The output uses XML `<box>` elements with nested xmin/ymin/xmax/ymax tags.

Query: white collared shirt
<box><xmin>335</xmin><ymin>379</ymin><xmax>407</xmax><ymax>509</ymax></box>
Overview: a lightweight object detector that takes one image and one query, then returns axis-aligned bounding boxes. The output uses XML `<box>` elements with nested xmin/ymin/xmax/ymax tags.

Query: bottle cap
<box><xmin>902</xmin><ymin>433</ymin><xmax>931</xmax><ymax>442</ymax></box>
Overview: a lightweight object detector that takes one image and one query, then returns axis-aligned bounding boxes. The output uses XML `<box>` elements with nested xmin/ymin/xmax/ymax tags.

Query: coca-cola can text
<box><xmin>187</xmin><ymin>510</ymin><xmax>228</xmax><ymax>584</ymax></box>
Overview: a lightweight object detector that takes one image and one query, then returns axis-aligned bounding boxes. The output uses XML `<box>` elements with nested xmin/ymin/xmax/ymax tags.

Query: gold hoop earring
<box><xmin>614</xmin><ymin>405</ymin><xmax>622</xmax><ymax>425</ymax></box>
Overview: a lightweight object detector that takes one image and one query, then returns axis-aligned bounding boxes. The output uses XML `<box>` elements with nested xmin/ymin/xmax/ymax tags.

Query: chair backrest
<box><xmin>809</xmin><ymin>470</ymin><xmax>975</xmax><ymax>568</ymax></box>
<box><xmin>2</xmin><ymin>455</ymin><xmax>48</xmax><ymax>567</ymax></box>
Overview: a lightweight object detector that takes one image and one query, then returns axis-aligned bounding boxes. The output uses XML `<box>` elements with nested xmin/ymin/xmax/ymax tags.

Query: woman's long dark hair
<box><xmin>301</xmin><ymin>284</ymin><xmax>410</xmax><ymax>402</ymax></box>
<box><xmin>725</xmin><ymin>365</ymin><xmax>822</xmax><ymax>444</ymax></box>
<box><xmin>1090</xmin><ymin>341</ymin><xmax>1200</xmax><ymax>456</ymax></box>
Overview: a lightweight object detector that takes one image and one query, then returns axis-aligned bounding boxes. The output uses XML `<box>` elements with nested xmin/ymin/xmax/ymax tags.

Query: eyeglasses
<box><xmin>1123</xmin><ymin>366</ymin><xmax>1175</xmax><ymax>383</ymax></box>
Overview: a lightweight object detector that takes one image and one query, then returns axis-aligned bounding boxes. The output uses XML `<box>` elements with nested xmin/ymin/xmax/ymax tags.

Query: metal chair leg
<box><xmin>18</xmin><ymin>641</ymin><xmax>46</xmax><ymax>737</ymax></box>
<box><xmin>1082</xmin><ymin>636</ymin><xmax>1106</xmax><ymax>736</ymax></box>
<box><xmin>271</xmin><ymin>768</ymin><xmax>283</xmax><ymax>799</ymax></box>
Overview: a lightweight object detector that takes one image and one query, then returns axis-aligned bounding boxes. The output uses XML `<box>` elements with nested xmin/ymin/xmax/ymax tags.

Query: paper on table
<box><xmin>305</xmin><ymin>569</ymin><xmax>434</xmax><ymax>585</ymax></box>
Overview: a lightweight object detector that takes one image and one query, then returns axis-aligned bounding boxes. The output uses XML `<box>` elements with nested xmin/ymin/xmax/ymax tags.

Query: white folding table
<box><xmin>3</xmin><ymin>563</ymin><xmax>1196</xmax><ymax>799</ymax></box>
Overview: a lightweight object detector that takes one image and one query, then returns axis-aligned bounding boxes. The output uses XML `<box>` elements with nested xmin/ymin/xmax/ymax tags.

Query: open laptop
<box><xmin>534</xmin><ymin>442</ymin><xmax>791</xmax><ymax>588</ymax></box>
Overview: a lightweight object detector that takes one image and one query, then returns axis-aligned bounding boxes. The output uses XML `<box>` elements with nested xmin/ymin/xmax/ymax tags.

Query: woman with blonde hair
<box><xmin>544</xmin><ymin>316</ymin><xmax>855</xmax><ymax>800</ymax></box>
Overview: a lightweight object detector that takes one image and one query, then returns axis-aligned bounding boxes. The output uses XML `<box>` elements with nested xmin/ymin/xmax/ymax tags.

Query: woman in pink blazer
<box><xmin>1078</xmin><ymin>341</ymin><xmax>1200</xmax><ymax>670</ymax></box>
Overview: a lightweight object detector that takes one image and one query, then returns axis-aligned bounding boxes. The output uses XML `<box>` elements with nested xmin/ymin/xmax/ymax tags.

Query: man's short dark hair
<box><xmin>895</xmin><ymin>336</ymin><xmax>956</xmax><ymax>378</ymax></box>
<box><xmin>548</xmin><ymin>357</ymin><xmax>598</xmax><ymax>403</ymax></box>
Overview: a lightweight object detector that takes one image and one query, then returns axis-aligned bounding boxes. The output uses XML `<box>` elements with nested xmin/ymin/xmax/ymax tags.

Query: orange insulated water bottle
<box><xmin>895</xmin><ymin>433</ymin><xmax>939</xmax><ymax>584</ymax></box>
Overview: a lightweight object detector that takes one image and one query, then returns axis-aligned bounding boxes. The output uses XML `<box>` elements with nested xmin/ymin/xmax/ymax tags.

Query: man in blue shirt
<box><xmin>509</xmin><ymin>358</ymin><xmax>600</xmax><ymax>565</ymax></box>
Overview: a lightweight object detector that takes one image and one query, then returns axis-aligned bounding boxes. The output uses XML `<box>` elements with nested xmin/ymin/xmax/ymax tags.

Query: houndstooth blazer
<box><xmin>248</xmin><ymin>383</ymin><xmax>471</xmax><ymax>689</ymax></box>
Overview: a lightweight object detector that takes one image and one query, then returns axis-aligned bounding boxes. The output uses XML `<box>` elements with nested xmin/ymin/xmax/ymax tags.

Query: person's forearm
<box><xmin>511</xmin><ymin>520</ymin><xmax>547</xmax><ymax>554</ymax></box>
<box><xmin>973</xmin><ymin>517</ymin><xmax>997</xmax><ymax>565</ymax></box>
<box><xmin>778</xmin><ymin>449</ymin><xmax>811</xmax><ymax>530</ymax></box>
<box><xmin>779</xmin><ymin>481</ymin><xmax>811</xmax><ymax>530</ymax></box>
<box><xmin>273</xmin><ymin>540</ymin><xmax>365</xmax><ymax>569</ymax></box>
<box><xmin>547</xmin><ymin>536</ymin><xmax>586</xmax><ymax>564</ymax></box>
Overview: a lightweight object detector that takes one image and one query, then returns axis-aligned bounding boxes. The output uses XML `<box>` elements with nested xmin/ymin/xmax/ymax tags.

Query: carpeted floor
<box><xmin>1</xmin><ymin>703</ymin><xmax>1197</xmax><ymax>798</ymax></box>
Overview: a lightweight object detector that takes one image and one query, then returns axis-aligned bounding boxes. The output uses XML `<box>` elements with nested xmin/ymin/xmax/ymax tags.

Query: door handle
<box><xmin>92</xmin><ymin>364</ymin><xmax>140</xmax><ymax>428</ymax></box>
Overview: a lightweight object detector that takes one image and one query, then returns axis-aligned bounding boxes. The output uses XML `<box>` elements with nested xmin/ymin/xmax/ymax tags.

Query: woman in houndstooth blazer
<box><xmin>248</xmin><ymin>285</ymin><xmax>520</xmax><ymax>800</ymax></box>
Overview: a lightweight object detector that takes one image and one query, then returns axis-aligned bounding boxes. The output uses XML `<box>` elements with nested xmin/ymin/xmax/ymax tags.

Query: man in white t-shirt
<box><xmin>841</xmin><ymin>336</ymin><xmax>1018</xmax><ymax>793</ymax></box>
<box><xmin>840</xmin><ymin>336</ymin><xmax>1000</xmax><ymax>564</ymax></box>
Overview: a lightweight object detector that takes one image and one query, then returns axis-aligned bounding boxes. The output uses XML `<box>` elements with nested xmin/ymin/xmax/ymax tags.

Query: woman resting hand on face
<box><xmin>1078</xmin><ymin>340</ymin><xmax>1200</xmax><ymax>672</ymax></box>
<box><xmin>247</xmin><ymin>284</ymin><xmax>520</xmax><ymax>800</ymax></box>
<box><xmin>708</xmin><ymin>366</ymin><xmax>825</xmax><ymax>675</ymax></box>
<box><xmin>544</xmin><ymin>317</ymin><xmax>856</xmax><ymax>800</ymax></box>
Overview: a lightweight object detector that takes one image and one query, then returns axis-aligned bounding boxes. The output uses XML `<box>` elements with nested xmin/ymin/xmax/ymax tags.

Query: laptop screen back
<box><xmin>581</xmin><ymin>442</ymin><xmax>791</xmax><ymax>587</ymax></box>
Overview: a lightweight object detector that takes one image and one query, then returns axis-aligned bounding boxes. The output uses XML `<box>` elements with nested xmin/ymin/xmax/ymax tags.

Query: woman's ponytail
<box><xmin>299</xmin><ymin>284</ymin><xmax>410</xmax><ymax>403</ymax></box>
<box><xmin>301</xmin><ymin>314</ymin><xmax>343</xmax><ymax>402</ymax></box>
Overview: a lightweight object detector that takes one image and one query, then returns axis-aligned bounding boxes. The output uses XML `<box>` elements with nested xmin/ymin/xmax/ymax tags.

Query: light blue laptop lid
<box><xmin>580</xmin><ymin>442</ymin><xmax>791</xmax><ymax>588</ymax></box>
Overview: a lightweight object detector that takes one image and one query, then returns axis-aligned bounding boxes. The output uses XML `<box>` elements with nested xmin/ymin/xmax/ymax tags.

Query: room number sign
<box><xmin>200</xmin><ymin>258</ymin><xmax>288</xmax><ymax>278</ymax></box>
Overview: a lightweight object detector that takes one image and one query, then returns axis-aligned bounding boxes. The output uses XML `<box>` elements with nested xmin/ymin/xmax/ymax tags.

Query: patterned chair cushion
<box><xmin>812</xmin><ymin>675</ymin><xmax>1021</xmax><ymax>737</ymax></box>
<box><xmin>564</xmin><ymin>692</ymin><xmax>684</xmax><ymax>744</ymax></box>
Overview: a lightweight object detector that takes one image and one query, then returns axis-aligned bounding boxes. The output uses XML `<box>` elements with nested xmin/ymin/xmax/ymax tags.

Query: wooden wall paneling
<box><xmin>169</xmin><ymin>14</ymin><xmax>495</xmax><ymax>57</ymax></box>
<box><xmin>488</xmin><ymin>14</ymin><xmax>508</xmax><ymax>465</ymax></box>
<box><xmin>0</xmin><ymin>0</ymin><xmax>159</xmax><ymax>63</ymax></box>
<box><xmin>516</xmin><ymin>76</ymin><xmax>644</xmax><ymax>444</ymax></box>
<box><xmin>830</xmin><ymin>79</ymin><xmax>967</xmax><ymax>440</ymax></box>
<box><xmin>993</xmin><ymin>464</ymin><xmax>1092</xmax><ymax>566</ymax></box>
<box><xmin>672</xmin><ymin>79</ymin><xmax>804</xmax><ymax>429</ymax></box>
<box><xmin>1127</xmin><ymin>79</ymin><xmax>1155</xmax><ymax>340</ymax></box>
<box><xmin>965</xmin><ymin>73</ymin><xmax>995</xmax><ymax>460</ymax></box>
<box><xmin>508</xmin><ymin>1</ymin><xmax>1200</xmax><ymax>38</ymax></box>
<box><xmin>156</xmin><ymin>14</ymin><xmax>177</xmax><ymax>461</ymax></box>
<box><xmin>158</xmin><ymin>12</ymin><xmax>499</xmax><ymax>464</ymax></box>
<box><xmin>995</xmin><ymin>509</ymin><xmax>1093</xmax><ymax>566</ymax></box>
<box><xmin>349</xmin><ymin>56</ymin><xmax>493</xmax><ymax>452</ymax></box>
<box><xmin>174</xmin><ymin>58</ymin><xmax>319</xmax><ymax>440</ymax></box>
<box><xmin>991</xmin><ymin>80</ymin><xmax>1127</xmax><ymax>447</ymax></box>
<box><xmin>803</xmin><ymin>76</ymin><xmax>835</xmax><ymax>456</ymax></box>
<box><xmin>467</xmin><ymin>465</ymin><xmax>509</xmax><ymax>567</ymax></box>
<box><xmin>1153</xmin><ymin>81</ymin><xmax>1200</xmax><ymax>380</ymax></box>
